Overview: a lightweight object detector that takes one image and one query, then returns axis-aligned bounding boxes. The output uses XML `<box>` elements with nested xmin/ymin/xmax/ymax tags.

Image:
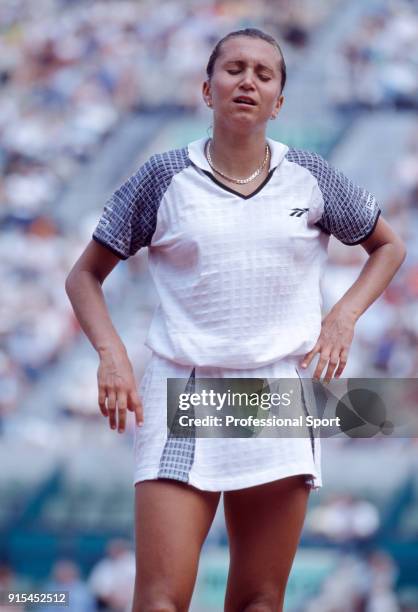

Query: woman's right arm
<box><xmin>65</xmin><ymin>239</ymin><xmax>143</xmax><ymax>432</ymax></box>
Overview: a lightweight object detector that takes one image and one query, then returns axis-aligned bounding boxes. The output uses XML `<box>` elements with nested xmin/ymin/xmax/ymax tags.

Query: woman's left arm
<box><xmin>300</xmin><ymin>216</ymin><xmax>407</xmax><ymax>382</ymax></box>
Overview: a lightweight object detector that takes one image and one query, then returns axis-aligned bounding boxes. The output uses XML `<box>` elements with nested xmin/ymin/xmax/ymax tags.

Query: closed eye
<box><xmin>227</xmin><ymin>69</ymin><xmax>271</xmax><ymax>82</ymax></box>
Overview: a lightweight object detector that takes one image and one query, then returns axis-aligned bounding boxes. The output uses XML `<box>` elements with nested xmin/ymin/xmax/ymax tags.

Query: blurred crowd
<box><xmin>306</xmin><ymin>550</ymin><xmax>418</xmax><ymax>612</ymax></box>
<box><xmin>0</xmin><ymin>539</ymin><xmax>135</xmax><ymax>612</ymax></box>
<box><xmin>323</xmin><ymin>119</ymin><xmax>418</xmax><ymax>378</ymax></box>
<box><xmin>306</xmin><ymin>494</ymin><xmax>380</xmax><ymax>544</ymax></box>
<box><xmin>0</xmin><ymin>223</ymin><xmax>81</xmax><ymax>428</ymax></box>
<box><xmin>327</xmin><ymin>0</ymin><xmax>418</xmax><ymax>110</ymax></box>
<box><xmin>0</xmin><ymin>0</ymin><xmax>339</xmax><ymax>219</ymax></box>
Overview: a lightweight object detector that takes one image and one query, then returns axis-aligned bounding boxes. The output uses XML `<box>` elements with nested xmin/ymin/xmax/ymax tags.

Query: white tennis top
<box><xmin>93</xmin><ymin>137</ymin><xmax>380</xmax><ymax>369</ymax></box>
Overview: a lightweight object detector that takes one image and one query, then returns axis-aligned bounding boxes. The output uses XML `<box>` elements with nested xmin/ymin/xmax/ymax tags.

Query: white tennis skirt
<box><xmin>133</xmin><ymin>352</ymin><xmax>322</xmax><ymax>492</ymax></box>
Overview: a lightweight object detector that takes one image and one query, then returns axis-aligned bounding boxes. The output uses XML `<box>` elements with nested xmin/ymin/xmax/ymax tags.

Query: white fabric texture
<box><xmin>93</xmin><ymin>137</ymin><xmax>380</xmax><ymax>369</ymax></box>
<box><xmin>134</xmin><ymin>352</ymin><xmax>322</xmax><ymax>491</ymax></box>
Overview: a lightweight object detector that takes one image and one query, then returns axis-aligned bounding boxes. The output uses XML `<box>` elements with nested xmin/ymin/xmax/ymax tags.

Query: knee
<box><xmin>133</xmin><ymin>596</ymin><xmax>184</xmax><ymax>612</ymax></box>
<box><xmin>134</xmin><ymin>602</ymin><xmax>179</xmax><ymax>612</ymax></box>
<box><xmin>242</xmin><ymin>606</ymin><xmax>274</xmax><ymax>612</ymax></box>
<box><xmin>241</xmin><ymin>593</ymin><xmax>282</xmax><ymax>612</ymax></box>
<box><xmin>142</xmin><ymin>607</ymin><xmax>177</xmax><ymax>612</ymax></box>
<box><xmin>242</xmin><ymin>604</ymin><xmax>279</xmax><ymax>612</ymax></box>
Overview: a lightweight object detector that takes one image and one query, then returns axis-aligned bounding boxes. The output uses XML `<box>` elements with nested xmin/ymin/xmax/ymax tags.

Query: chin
<box><xmin>215</xmin><ymin>111</ymin><xmax>267</xmax><ymax>134</ymax></box>
<box><xmin>229</xmin><ymin>116</ymin><xmax>267</xmax><ymax>133</ymax></box>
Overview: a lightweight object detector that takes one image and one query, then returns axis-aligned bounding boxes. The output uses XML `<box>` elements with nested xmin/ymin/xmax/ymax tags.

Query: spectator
<box><xmin>88</xmin><ymin>539</ymin><xmax>135</xmax><ymax>612</ymax></box>
<box><xmin>39</xmin><ymin>560</ymin><xmax>96</xmax><ymax>612</ymax></box>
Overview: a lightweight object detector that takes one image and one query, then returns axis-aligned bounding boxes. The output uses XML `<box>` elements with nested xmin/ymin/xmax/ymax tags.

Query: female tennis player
<box><xmin>66</xmin><ymin>28</ymin><xmax>406</xmax><ymax>612</ymax></box>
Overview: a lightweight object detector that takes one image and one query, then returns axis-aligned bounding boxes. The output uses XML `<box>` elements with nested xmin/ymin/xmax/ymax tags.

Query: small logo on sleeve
<box><xmin>365</xmin><ymin>194</ymin><xmax>376</xmax><ymax>209</ymax></box>
<box><xmin>290</xmin><ymin>208</ymin><xmax>309</xmax><ymax>217</ymax></box>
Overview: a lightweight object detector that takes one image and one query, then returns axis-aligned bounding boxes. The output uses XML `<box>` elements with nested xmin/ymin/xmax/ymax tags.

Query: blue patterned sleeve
<box><xmin>92</xmin><ymin>156</ymin><xmax>160</xmax><ymax>259</ymax></box>
<box><xmin>286</xmin><ymin>148</ymin><xmax>381</xmax><ymax>245</ymax></box>
<box><xmin>311</xmin><ymin>153</ymin><xmax>381</xmax><ymax>245</ymax></box>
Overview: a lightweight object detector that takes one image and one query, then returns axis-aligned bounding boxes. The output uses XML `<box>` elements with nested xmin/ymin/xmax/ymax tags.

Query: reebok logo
<box><xmin>290</xmin><ymin>208</ymin><xmax>309</xmax><ymax>217</ymax></box>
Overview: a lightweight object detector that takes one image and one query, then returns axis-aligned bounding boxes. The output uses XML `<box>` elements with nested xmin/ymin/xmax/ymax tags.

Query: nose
<box><xmin>239</xmin><ymin>68</ymin><xmax>256</xmax><ymax>89</ymax></box>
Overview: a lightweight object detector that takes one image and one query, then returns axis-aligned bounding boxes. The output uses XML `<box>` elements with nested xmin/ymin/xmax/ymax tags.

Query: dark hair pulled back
<box><xmin>206</xmin><ymin>28</ymin><xmax>287</xmax><ymax>93</ymax></box>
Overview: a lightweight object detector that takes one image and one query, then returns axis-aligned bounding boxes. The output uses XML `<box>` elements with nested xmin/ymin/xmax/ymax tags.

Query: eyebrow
<box><xmin>223</xmin><ymin>59</ymin><xmax>276</xmax><ymax>73</ymax></box>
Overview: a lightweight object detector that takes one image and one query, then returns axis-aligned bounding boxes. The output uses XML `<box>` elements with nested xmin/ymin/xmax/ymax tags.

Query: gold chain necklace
<box><xmin>206</xmin><ymin>139</ymin><xmax>270</xmax><ymax>185</ymax></box>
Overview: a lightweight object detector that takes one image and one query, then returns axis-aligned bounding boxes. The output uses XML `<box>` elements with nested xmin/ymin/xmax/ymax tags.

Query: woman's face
<box><xmin>203</xmin><ymin>36</ymin><xmax>285</xmax><ymax>134</ymax></box>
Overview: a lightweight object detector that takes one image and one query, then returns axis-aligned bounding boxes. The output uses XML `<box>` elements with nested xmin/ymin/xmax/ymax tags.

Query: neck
<box><xmin>209</xmin><ymin>126</ymin><xmax>268</xmax><ymax>178</ymax></box>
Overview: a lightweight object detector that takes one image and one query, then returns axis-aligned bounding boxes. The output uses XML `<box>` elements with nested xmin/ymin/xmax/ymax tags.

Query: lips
<box><xmin>233</xmin><ymin>96</ymin><xmax>257</xmax><ymax>106</ymax></box>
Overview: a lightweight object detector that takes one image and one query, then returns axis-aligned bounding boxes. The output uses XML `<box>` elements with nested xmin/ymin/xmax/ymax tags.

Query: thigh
<box><xmin>223</xmin><ymin>475</ymin><xmax>310</xmax><ymax>612</ymax></box>
<box><xmin>133</xmin><ymin>478</ymin><xmax>221</xmax><ymax>612</ymax></box>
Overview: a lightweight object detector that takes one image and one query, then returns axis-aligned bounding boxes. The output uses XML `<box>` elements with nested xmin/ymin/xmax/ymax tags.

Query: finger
<box><xmin>117</xmin><ymin>392</ymin><xmax>127</xmax><ymax>433</ymax></box>
<box><xmin>128</xmin><ymin>389</ymin><xmax>144</xmax><ymax>426</ymax></box>
<box><xmin>107</xmin><ymin>389</ymin><xmax>117</xmax><ymax>429</ymax></box>
<box><xmin>335</xmin><ymin>349</ymin><xmax>349</xmax><ymax>378</ymax></box>
<box><xmin>313</xmin><ymin>351</ymin><xmax>330</xmax><ymax>381</ymax></box>
<box><xmin>324</xmin><ymin>351</ymin><xmax>340</xmax><ymax>384</ymax></box>
<box><xmin>98</xmin><ymin>384</ymin><xmax>108</xmax><ymax>417</ymax></box>
<box><xmin>300</xmin><ymin>343</ymin><xmax>320</xmax><ymax>369</ymax></box>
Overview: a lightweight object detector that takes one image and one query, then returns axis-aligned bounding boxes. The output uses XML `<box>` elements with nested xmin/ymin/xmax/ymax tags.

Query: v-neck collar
<box><xmin>187</xmin><ymin>136</ymin><xmax>289</xmax><ymax>200</ymax></box>
<box><xmin>200</xmin><ymin>168</ymin><xmax>276</xmax><ymax>200</ymax></box>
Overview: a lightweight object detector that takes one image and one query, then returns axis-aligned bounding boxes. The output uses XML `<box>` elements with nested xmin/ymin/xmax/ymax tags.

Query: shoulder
<box><xmin>285</xmin><ymin>146</ymin><xmax>363</xmax><ymax>205</ymax></box>
<box><xmin>285</xmin><ymin>147</ymin><xmax>330</xmax><ymax>176</ymax></box>
<box><xmin>124</xmin><ymin>146</ymin><xmax>191</xmax><ymax>200</ymax></box>
<box><xmin>143</xmin><ymin>146</ymin><xmax>191</xmax><ymax>179</ymax></box>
